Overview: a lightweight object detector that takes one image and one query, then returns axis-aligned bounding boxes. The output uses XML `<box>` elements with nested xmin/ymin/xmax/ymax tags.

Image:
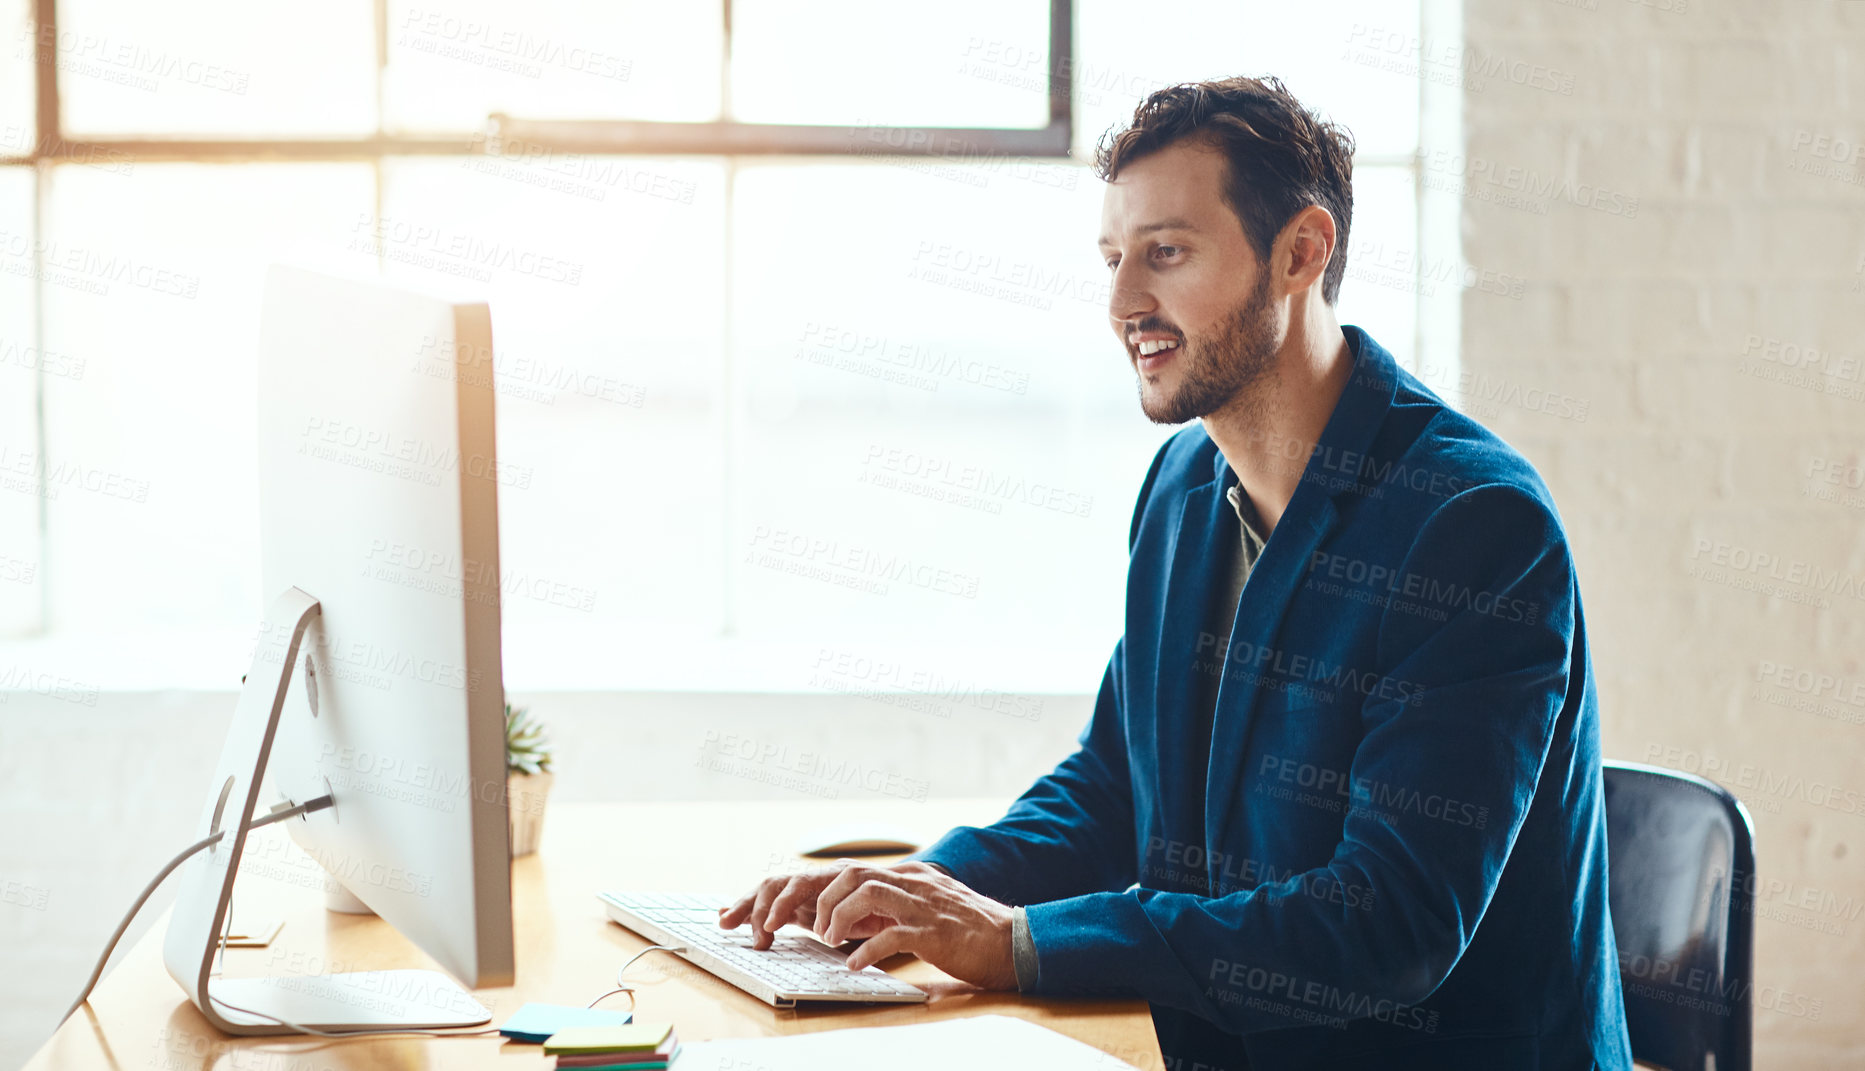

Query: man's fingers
<box><xmin>845</xmin><ymin>925</ymin><xmax>918</xmax><ymax>973</ymax></box>
<box><xmin>812</xmin><ymin>863</ymin><xmax>916</xmax><ymax>937</ymax></box>
<box><xmin>719</xmin><ymin>889</ymin><xmax>757</xmax><ymax>929</ymax></box>
<box><xmin>747</xmin><ymin>880</ymin><xmax>783</xmax><ymax>950</ymax></box>
<box><xmin>823</xmin><ymin>880</ymin><xmax>918</xmax><ymax>945</ymax></box>
<box><xmin>764</xmin><ymin>870</ymin><xmax>832</xmax><ymax>933</ymax></box>
<box><xmin>810</xmin><ymin>865</ymin><xmax>874</xmax><ymax>936</ymax></box>
<box><xmin>836</xmin><ymin>913</ymin><xmax>892</xmax><ymax>941</ymax></box>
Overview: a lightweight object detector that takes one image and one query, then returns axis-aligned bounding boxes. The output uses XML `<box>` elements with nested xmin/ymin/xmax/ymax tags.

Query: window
<box><xmin>0</xmin><ymin>0</ymin><xmax>1457</xmax><ymax>691</ymax></box>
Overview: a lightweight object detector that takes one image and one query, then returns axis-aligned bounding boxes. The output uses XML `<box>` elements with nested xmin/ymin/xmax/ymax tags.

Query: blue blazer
<box><xmin>919</xmin><ymin>327</ymin><xmax>1633</xmax><ymax>1070</ymax></box>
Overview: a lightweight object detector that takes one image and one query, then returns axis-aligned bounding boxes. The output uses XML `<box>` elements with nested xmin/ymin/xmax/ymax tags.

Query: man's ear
<box><xmin>1277</xmin><ymin>205</ymin><xmax>1337</xmax><ymax>296</ymax></box>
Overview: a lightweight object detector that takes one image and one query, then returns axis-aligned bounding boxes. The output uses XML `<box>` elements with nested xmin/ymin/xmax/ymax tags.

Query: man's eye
<box><xmin>1105</xmin><ymin>257</ymin><xmax>1120</xmax><ymax>271</ymax></box>
<box><xmin>1155</xmin><ymin>246</ymin><xmax>1180</xmax><ymax>259</ymax></box>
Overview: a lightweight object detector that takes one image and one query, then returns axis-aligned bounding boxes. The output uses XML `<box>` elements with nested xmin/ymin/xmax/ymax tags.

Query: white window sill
<box><xmin>0</xmin><ymin>626</ymin><xmax>1103</xmax><ymax>696</ymax></box>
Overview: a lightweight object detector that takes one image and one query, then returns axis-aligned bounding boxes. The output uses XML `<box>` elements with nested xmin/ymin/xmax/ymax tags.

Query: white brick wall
<box><xmin>1461</xmin><ymin>0</ymin><xmax>1865</xmax><ymax>1062</ymax></box>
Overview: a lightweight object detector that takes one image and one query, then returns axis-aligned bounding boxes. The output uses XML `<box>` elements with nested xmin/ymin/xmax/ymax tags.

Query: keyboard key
<box><xmin>600</xmin><ymin>890</ymin><xmax>925</xmax><ymax>1004</ymax></box>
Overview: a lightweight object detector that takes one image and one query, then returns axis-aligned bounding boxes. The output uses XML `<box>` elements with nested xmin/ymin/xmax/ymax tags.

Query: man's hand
<box><xmin>719</xmin><ymin>861</ymin><xmax>859</xmax><ymax>950</ymax></box>
<box><xmin>719</xmin><ymin>860</ymin><xmax>1018</xmax><ymax>991</ymax></box>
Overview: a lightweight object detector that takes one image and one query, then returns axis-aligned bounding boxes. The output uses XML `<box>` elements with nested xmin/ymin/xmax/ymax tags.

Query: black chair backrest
<box><xmin>1602</xmin><ymin>760</ymin><xmax>1755</xmax><ymax>1071</ymax></box>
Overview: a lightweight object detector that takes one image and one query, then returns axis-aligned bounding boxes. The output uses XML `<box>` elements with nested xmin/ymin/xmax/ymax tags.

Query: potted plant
<box><xmin>505</xmin><ymin>702</ymin><xmax>555</xmax><ymax>857</ymax></box>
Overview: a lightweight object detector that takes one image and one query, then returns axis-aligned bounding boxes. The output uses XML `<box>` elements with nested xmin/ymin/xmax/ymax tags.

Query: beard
<box><xmin>1133</xmin><ymin>270</ymin><xmax>1279</xmax><ymax>426</ymax></box>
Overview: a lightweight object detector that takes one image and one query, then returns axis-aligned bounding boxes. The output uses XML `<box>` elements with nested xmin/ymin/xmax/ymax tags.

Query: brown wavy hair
<box><xmin>1095</xmin><ymin>76</ymin><xmax>1356</xmax><ymax>306</ymax></box>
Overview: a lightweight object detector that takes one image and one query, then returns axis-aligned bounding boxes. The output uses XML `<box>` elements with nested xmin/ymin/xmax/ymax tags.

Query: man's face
<box><xmin>1098</xmin><ymin>137</ymin><xmax>1283</xmax><ymax>425</ymax></box>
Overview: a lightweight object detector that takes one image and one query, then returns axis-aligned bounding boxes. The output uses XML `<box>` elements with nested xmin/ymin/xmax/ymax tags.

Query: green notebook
<box><xmin>542</xmin><ymin>1023</ymin><xmax>676</xmax><ymax>1055</ymax></box>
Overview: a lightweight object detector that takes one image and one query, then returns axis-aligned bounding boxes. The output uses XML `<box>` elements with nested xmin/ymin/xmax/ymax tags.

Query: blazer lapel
<box><xmin>1150</xmin><ymin>476</ymin><xmax>1229</xmax><ymax>844</ymax></box>
<box><xmin>1201</xmin><ymin>326</ymin><xmax>1402</xmax><ymax>865</ymax></box>
<box><xmin>1201</xmin><ymin>490</ymin><xmax>1340</xmax><ymax>861</ymax></box>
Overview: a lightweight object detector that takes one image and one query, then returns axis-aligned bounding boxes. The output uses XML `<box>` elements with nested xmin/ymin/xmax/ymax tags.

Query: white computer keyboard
<box><xmin>597</xmin><ymin>891</ymin><xmax>929</xmax><ymax>1008</ymax></box>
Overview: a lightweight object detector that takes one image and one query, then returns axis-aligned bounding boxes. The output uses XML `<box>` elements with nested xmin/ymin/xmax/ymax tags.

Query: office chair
<box><xmin>1603</xmin><ymin>760</ymin><xmax>1756</xmax><ymax>1071</ymax></box>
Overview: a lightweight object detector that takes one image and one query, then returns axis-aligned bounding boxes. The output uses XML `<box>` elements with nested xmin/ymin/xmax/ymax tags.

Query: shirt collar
<box><xmin>1222</xmin><ymin>469</ymin><xmax>1268</xmax><ymax>551</ymax></box>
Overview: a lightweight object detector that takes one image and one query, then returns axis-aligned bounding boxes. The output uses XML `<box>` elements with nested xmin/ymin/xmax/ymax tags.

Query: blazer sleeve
<box><xmin>911</xmin><ymin>642</ymin><xmax>1139</xmax><ymax>905</ymax></box>
<box><xmin>909</xmin><ymin>436</ymin><xmax>1179</xmax><ymax>905</ymax></box>
<box><xmin>1015</xmin><ymin>484</ymin><xmax>1578</xmax><ymax>1035</ymax></box>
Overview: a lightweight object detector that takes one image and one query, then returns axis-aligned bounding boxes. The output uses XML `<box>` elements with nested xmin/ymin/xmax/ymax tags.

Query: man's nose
<box><xmin>1108</xmin><ymin>266</ymin><xmax>1154</xmax><ymax>325</ymax></box>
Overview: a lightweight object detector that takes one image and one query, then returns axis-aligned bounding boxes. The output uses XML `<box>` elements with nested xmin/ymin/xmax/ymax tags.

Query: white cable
<box><xmin>67</xmin><ymin>797</ymin><xmax>688</xmax><ymax>1039</ymax></box>
<box><xmin>61</xmin><ymin>795</ymin><xmax>334</xmax><ymax>1024</ymax></box>
<box><xmin>586</xmin><ymin>944</ymin><xmax>687</xmax><ymax>1008</ymax></box>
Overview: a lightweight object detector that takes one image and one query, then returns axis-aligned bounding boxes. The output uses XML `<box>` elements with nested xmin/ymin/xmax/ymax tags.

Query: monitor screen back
<box><xmin>256</xmin><ymin>264</ymin><xmax>514</xmax><ymax>987</ymax></box>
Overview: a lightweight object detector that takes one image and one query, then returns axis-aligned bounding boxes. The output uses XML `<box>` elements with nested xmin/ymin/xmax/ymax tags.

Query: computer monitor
<box><xmin>161</xmin><ymin>265</ymin><xmax>515</xmax><ymax>1035</ymax></box>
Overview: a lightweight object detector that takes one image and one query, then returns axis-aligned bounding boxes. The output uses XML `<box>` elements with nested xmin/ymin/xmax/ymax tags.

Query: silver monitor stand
<box><xmin>161</xmin><ymin>587</ymin><xmax>491</xmax><ymax>1035</ymax></box>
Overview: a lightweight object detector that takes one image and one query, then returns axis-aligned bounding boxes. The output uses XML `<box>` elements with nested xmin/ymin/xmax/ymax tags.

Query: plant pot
<box><xmin>508</xmin><ymin>770</ymin><xmax>554</xmax><ymax>857</ymax></box>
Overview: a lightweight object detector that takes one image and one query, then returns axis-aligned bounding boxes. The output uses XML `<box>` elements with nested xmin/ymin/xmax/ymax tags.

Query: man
<box><xmin>722</xmin><ymin>76</ymin><xmax>1634</xmax><ymax>1070</ymax></box>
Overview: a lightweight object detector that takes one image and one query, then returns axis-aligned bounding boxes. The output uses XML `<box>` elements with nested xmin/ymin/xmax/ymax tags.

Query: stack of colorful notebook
<box><xmin>498</xmin><ymin>1002</ymin><xmax>635</xmax><ymax>1043</ymax></box>
<box><xmin>543</xmin><ymin>1023</ymin><xmax>679</xmax><ymax>1070</ymax></box>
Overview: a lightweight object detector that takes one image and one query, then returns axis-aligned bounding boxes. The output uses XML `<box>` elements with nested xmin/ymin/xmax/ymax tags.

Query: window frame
<box><xmin>3</xmin><ymin>0</ymin><xmax>1075</xmax><ymax>164</ymax></box>
<box><xmin>1</xmin><ymin>0</ymin><xmax>1455</xmax><ymax>681</ymax></box>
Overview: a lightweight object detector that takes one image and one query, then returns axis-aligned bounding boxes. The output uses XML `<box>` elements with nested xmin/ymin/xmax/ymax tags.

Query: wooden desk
<box><xmin>26</xmin><ymin>800</ymin><xmax>1164</xmax><ymax>1070</ymax></box>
